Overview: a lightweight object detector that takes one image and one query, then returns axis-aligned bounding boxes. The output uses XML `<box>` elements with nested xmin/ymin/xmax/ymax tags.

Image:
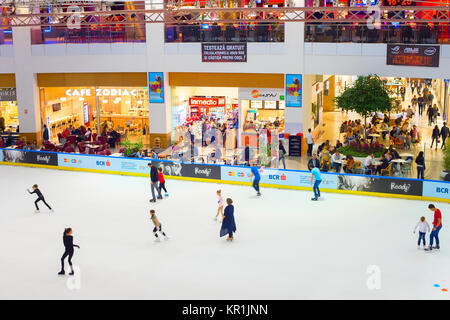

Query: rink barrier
<box><xmin>0</xmin><ymin>148</ymin><xmax>449</xmax><ymax>203</ymax></box>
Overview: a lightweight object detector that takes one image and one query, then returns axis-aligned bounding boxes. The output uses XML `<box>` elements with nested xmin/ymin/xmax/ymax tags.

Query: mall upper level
<box><xmin>1</xmin><ymin>0</ymin><xmax>450</xmax><ymax>78</ymax></box>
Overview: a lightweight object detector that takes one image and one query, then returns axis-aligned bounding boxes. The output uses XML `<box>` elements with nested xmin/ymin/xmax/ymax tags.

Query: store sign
<box><xmin>2</xmin><ymin>149</ymin><xmax>58</xmax><ymax>166</ymax></box>
<box><xmin>65</xmin><ymin>88</ymin><xmax>137</xmax><ymax>97</ymax></box>
<box><xmin>202</xmin><ymin>43</ymin><xmax>247</xmax><ymax>63</ymax></box>
<box><xmin>0</xmin><ymin>88</ymin><xmax>16</xmax><ymax>101</ymax></box>
<box><xmin>387</xmin><ymin>44</ymin><xmax>440</xmax><ymax>67</ymax></box>
<box><xmin>148</xmin><ymin>72</ymin><xmax>164</xmax><ymax>103</ymax></box>
<box><xmin>238</xmin><ymin>88</ymin><xmax>284</xmax><ymax>101</ymax></box>
<box><xmin>189</xmin><ymin>97</ymin><xmax>226</xmax><ymax>107</ymax></box>
<box><xmin>285</xmin><ymin>74</ymin><xmax>302</xmax><ymax>107</ymax></box>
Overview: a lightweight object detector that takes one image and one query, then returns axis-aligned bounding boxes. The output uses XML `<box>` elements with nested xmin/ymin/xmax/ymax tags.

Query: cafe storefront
<box><xmin>0</xmin><ymin>88</ymin><xmax>18</xmax><ymax>132</ymax></box>
<box><xmin>37</xmin><ymin>73</ymin><xmax>148</xmax><ymax>140</ymax></box>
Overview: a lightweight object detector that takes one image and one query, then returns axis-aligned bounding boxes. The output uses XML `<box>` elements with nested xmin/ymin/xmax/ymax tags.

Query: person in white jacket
<box><xmin>413</xmin><ymin>216</ymin><xmax>431</xmax><ymax>249</ymax></box>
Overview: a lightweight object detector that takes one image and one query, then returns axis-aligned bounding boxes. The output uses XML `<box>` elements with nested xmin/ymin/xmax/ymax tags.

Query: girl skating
<box><xmin>220</xmin><ymin>198</ymin><xmax>236</xmax><ymax>241</ymax></box>
<box><xmin>413</xmin><ymin>216</ymin><xmax>431</xmax><ymax>249</ymax></box>
<box><xmin>58</xmin><ymin>228</ymin><xmax>80</xmax><ymax>276</ymax></box>
<box><xmin>158</xmin><ymin>167</ymin><xmax>169</xmax><ymax>197</ymax></box>
<box><xmin>215</xmin><ymin>189</ymin><xmax>224</xmax><ymax>221</ymax></box>
<box><xmin>150</xmin><ymin>209</ymin><xmax>168</xmax><ymax>242</ymax></box>
<box><xmin>27</xmin><ymin>184</ymin><xmax>53</xmax><ymax>213</ymax></box>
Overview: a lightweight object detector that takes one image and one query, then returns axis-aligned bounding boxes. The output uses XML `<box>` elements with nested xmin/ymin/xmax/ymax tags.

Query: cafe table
<box><xmin>400</xmin><ymin>152</ymin><xmax>414</xmax><ymax>158</ymax></box>
<box><xmin>391</xmin><ymin>158</ymin><xmax>406</xmax><ymax>175</ymax></box>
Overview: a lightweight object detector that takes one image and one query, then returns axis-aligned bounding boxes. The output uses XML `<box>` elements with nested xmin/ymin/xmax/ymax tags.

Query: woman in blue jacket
<box><xmin>220</xmin><ymin>198</ymin><xmax>236</xmax><ymax>241</ymax></box>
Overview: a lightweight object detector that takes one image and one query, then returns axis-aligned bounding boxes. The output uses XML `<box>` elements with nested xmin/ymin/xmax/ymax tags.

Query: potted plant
<box><xmin>441</xmin><ymin>140</ymin><xmax>450</xmax><ymax>180</ymax></box>
<box><xmin>122</xmin><ymin>139</ymin><xmax>143</xmax><ymax>157</ymax></box>
<box><xmin>334</xmin><ymin>74</ymin><xmax>395</xmax><ymax>140</ymax></box>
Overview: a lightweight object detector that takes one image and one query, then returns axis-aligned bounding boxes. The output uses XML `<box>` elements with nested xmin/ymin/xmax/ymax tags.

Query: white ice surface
<box><xmin>0</xmin><ymin>164</ymin><xmax>449</xmax><ymax>300</ymax></box>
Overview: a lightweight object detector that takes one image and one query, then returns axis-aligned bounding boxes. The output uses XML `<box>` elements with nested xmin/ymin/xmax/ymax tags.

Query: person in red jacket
<box><xmin>425</xmin><ymin>204</ymin><xmax>442</xmax><ymax>251</ymax></box>
<box><xmin>158</xmin><ymin>167</ymin><xmax>168</xmax><ymax>197</ymax></box>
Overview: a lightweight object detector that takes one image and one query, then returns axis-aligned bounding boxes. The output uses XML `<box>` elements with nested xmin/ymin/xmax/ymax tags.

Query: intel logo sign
<box><xmin>424</xmin><ymin>47</ymin><xmax>437</xmax><ymax>56</ymax></box>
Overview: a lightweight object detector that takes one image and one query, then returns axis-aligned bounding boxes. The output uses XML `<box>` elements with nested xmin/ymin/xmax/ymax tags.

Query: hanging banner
<box><xmin>285</xmin><ymin>74</ymin><xmax>302</xmax><ymax>107</ymax></box>
<box><xmin>202</xmin><ymin>43</ymin><xmax>247</xmax><ymax>62</ymax></box>
<box><xmin>148</xmin><ymin>72</ymin><xmax>164</xmax><ymax>103</ymax></box>
<box><xmin>387</xmin><ymin>45</ymin><xmax>440</xmax><ymax>68</ymax></box>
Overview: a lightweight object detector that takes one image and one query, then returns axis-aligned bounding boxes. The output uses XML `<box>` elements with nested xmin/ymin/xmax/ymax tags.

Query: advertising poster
<box><xmin>2</xmin><ymin>149</ymin><xmax>58</xmax><ymax>166</ymax></box>
<box><xmin>422</xmin><ymin>180</ymin><xmax>450</xmax><ymax>199</ymax></box>
<box><xmin>148</xmin><ymin>72</ymin><xmax>164</xmax><ymax>103</ymax></box>
<box><xmin>285</xmin><ymin>74</ymin><xmax>302</xmax><ymax>107</ymax></box>
<box><xmin>387</xmin><ymin>44</ymin><xmax>440</xmax><ymax>68</ymax></box>
<box><xmin>337</xmin><ymin>175</ymin><xmax>423</xmax><ymax>196</ymax></box>
<box><xmin>202</xmin><ymin>43</ymin><xmax>247</xmax><ymax>62</ymax></box>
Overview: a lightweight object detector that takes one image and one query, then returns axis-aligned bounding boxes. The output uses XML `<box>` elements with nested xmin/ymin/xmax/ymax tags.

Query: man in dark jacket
<box><xmin>307</xmin><ymin>154</ymin><xmax>320</xmax><ymax>171</ymax></box>
<box><xmin>148</xmin><ymin>162</ymin><xmax>162</xmax><ymax>202</ymax></box>
<box><xmin>441</xmin><ymin>122</ymin><xmax>449</xmax><ymax>149</ymax></box>
<box><xmin>43</xmin><ymin>124</ymin><xmax>50</xmax><ymax>141</ymax></box>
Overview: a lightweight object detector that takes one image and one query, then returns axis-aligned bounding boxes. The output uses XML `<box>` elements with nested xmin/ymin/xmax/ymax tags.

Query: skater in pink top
<box><xmin>215</xmin><ymin>189</ymin><xmax>224</xmax><ymax>221</ymax></box>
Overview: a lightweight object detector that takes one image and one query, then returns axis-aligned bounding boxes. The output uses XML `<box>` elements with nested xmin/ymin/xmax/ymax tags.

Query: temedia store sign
<box><xmin>387</xmin><ymin>44</ymin><xmax>440</xmax><ymax>67</ymax></box>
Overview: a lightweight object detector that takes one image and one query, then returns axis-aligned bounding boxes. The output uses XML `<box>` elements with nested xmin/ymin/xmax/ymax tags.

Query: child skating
<box><xmin>215</xmin><ymin>189</ymin><xmax>224</xmax><ymax>221</ymax></box>
<box><xmin>58</xmin><ymin>228</ymin><xmax>80</xmax><ymax>276</ymax></box>
<box><xmin>158</xmin><ymin>167</ymin><xmax>169</xmax><ymax>197</ymax></box>
<box><xmin>150</xmin><ymin>209</ymin><xmax>168</xmax><ymax>242</ymax></box>
<box><xmin>413</xmin><ymin>216</ymin><xmax>431</xmax><ymax>249</ymax></box>
<box><xmin>27</xmin><ymin>184</ymin><xmax>53</xmax><ymax>213</ymax></box>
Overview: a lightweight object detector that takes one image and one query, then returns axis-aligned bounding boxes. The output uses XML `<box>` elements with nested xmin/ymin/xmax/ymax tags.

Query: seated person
<box><xmin>62</xmin><ymin>127</ymin><xmax>71</xmax><ymax>139</ymax></box>
<box><xmin>307</xmin><ymin>154</ymin><xmax>320</xmax><ymax>171</ymax></box>
<box><xmin>320</xmin><ymin>157</ymin><xmax>330</xmax><ymax>172</ymax></box>
<box><xmin>343</xmin><ymin>155</ymin><xmax>355</xmax><ymax>173</ymax></box>
<box><xmin>149</xmin><ymin>150</ymin><xmax>159</xmax><ymax>159</ymax></box>
<box><xmin>4</xmin><ymin>131</ymin><xmax>13</xmax><ymax>147</ymax></box>
<box><xmin>375</xmin><ymin>154</ymin><xmax>390</xmax><ymax>175</ymax></box>
<box><xmin>335</xmin><ymin>140</ymin><xmax>343</xmax><ymax>149</ymax></box>
<box><xmin>319</xmin><ymin>147</ymin><xmax>331</xmax><ymax>163</ymax></box>
<box><xmin>388</xmin><ymin>146</ymin><xmax>400</xmax><ymax>159</ymax></box>
<box><xmin>379</xmin><ymin>122</ymin><xmax>389</xmax><ymax>139</ymax></box>
<box><xmin>107</xmin><ymin>130</ymin><xmax>119</xmax><ymax>148</ymax></box>
<box><xmin>364</xmin><ymin>153</ymin><xmax>376</xmax><ymax>172</ymax></box>
<box><xmin>331</xmin><ymin>150</ymin><xmax>343</xmax><ymax>172</ymax></box>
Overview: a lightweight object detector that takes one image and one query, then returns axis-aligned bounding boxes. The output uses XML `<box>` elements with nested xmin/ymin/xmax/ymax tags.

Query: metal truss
<box><xmin>1</xmin><ymin>6</ymin><xmax>450</xmax><ymax>27</ymax></box>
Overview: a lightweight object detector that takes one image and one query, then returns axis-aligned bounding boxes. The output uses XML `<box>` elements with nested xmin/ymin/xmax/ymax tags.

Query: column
<box><xmin>12</xmin><ymin>23</ymin><xmax>42</xmax><ymax>144</ymax></box>
<box><xmin>146</xmin><ymin>1</ymin><xmax>172</xmax><ymax>149</ymax></box>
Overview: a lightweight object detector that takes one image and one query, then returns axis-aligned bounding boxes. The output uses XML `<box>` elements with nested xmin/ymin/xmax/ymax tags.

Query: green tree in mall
<box><xmin>334</xmin><ymin>74</ymin><xmax>395</xmax><ymax>141</ymax></box>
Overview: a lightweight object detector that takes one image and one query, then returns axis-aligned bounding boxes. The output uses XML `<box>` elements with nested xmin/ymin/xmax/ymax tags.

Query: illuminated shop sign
<box><xmin>238</xmin><ymin>88</ymin><xmax>284</xmax><ymax>101</ymax></box>
<box><xmin>189</xmin><ymin>97</ymin><xmax>226</xmax><ymax>107</ymax></box>
<box><xmin>65</xmin><ymin>88</ymin><xmax>138</xmax><ymax>97</ymax></box>
<box><xmin>387</xmin><ymin>45</ymin><xmax>440</xmax><ymax>68</ymax></box>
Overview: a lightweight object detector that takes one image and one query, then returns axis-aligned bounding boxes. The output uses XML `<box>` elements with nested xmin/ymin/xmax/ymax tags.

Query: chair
<box><xmin>64</xmin><ymin>146</ymin><xmax>76</xmax><ymax>153</ymax></box>
<box><xmin>119</xmin><ymin>147</ymin><xmax>125</xmax><ymax>154</ymax></box>
<box><xmin>104</xmin><ymin>149</ymin><xmax>111</xmax><ymax>156</ymax></box>
<box><xmin>78</xmin><ymin>142</ymin><xmax>86</xmax><ymax>154</ymax></box>
<box><xmin>381</xmin><ymin>163</ymin><xmax>393</xmax><ymax>176</ymax></box>
<box><xmin>402</xmin><ymin>161</ymin><xmax>412</xmax><ymax>176</ymax></box>
<box><xmin>360</xmin><ymin>165</ymin><xmax>373</xmax><ymax>175</ymax></box>
<box><xmin>394</xmin><ymin>137</ymin><xmax>404</xmax><ymax>149</ymax></box>
<box><xmin>92</xmin><ymin>133</ymin><xmax>98</xmax><ymax>142</ymax></box>
<box><xmin>57</xmin><ymin>133</ymin><xmax>63</xmax><ymax>143</ymax></box>
<box><xmin>67</xmin><ymin>135</ymin><xmax>77</xmax><ymax>146</ymax></box>
<box><xmin>98</xmin><ymin>136</ymin><xmax>108</xmax><ymax>145</ymax></box>
<box><xmin>88</xmin><ymin>146</ymin><xmax>96</xmax><ymax>155</ymax></box>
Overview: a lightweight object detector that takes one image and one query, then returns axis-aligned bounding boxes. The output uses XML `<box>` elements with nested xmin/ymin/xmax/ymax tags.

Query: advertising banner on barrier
<box><xmin>221</xmin><ymin>166</ymin><xmax>338</xmax><ymax>189</ymax></box>
<box><xmin>422</xmin><ymin>180</ymin><xmax>450</xmax><ymax>199</ymax></box>
<box><xmin>2</xmin><ymin>149</ymin><xmax>58</xmax><ymax>166</ymax></box>
<box><xmin>337</xmin><ymin>175</ymin><xmax>423</xmax><ymax>196</ymax></box>
<box><xmin>58</xmin><ymin>154</ymin><xmax>222</xmax><ymax>180</ymax></box>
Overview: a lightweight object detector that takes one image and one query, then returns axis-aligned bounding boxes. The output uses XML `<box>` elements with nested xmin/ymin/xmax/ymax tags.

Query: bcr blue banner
<box><xmin>422</xmin><ymin>180</ymin><xmax>450</xmax><ymax>199</ymax></box>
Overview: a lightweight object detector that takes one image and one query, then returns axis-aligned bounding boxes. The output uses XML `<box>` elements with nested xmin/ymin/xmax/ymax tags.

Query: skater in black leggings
<box><xmin>58</xmin><ymin>228</ymin><xmax>80</xmax><ymax>275</ymax></box>
<box><xmin>27</xmin><ymin>184</ymin><xmax>53</xmax><ymax>213</ymax></box>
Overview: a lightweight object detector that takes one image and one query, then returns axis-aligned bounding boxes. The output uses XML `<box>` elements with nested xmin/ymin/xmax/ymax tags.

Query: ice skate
<box><xmin>164</xmin><ymin>193</ymin><xmax>169</xmax><ymax>197</ymax></box>
<box><xmin>69</xmin><ymin>271</ymin><xmax>74</xmax><ymax>276</ymax></box>
<box><xmin>257</xmin><ymin>192</ymin><xmax>261</xmax><ymax>196</ymax></box>
<box><xmin>34</xmin><ymin>210</ymin><xmax>40</xmax><ymax>213</ymax></box>
<box><xmin>50</xmin><ymin>209</ymin><xmax>54</xmax><ymax>213</ymax></box>
<box><xmin>157</xmin><ymin>196</ymin><xmax>163</xmax><ymax>200</ymax></box>
<box><xmin>149</xmin><ymin>199</ymin><xmax>156</xmax><ymax>203</ymax></box>
<box><xmin>154</xmin><ymin>237</ymin><xmax>161</xmax><ymax>242</ymax></box>
<box><xmin>311</xmin><ymin>197</ymin><xmax>318</xmax><ymax>201</ymax></box>
<box><xmin>425</xmin><ymin>246</ymin><xmax>433</xmax><ymax>251</ymax></box>
<box><xmin>226</xmin><ymin>237</ymin><xmax>233</xmax><ymax>241</ymax></box>
<box><xmin>58</xmin><ymin>270</ymin><xmax>65</xmax><ymax>275</ymax></box>
<box><xmin>433</xmin><ymin>245</ymin><xmax>440</xmax><ymax>250</ymax></box>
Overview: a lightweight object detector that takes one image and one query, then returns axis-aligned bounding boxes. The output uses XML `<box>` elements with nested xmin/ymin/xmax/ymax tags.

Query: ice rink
<box><xmin>0</xmin><ymin>164</ymin><xmax>449</xmax><ymax>300</ymax></box>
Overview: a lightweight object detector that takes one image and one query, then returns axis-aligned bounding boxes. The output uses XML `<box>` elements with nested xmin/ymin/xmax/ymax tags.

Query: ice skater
<box><xmin>150</xmin><ymin>209</ymin><xmax>168</xmax><ymax>242</ymax></box>
<box><xmin>220</xmin><ymin>198</ymin><xmax>236</xmax><ymax>241</ymax></box>
<box><xmin>425</xmin><ymin>204</ymin><xmax>442</xmax><ymax>251</ymax></box>
<box><xmin>249</xmin><ymin>163</ymin><xmax>261</xmax><ymax>196</ymax></box>
<box><xmin>148</xmin><ymin>162</ymin><xmax>163</xmax><ymax>203</ymax></box>
<box><xmin>215</xmin><ymin>189</ymin><xmax>224</xmax><ymax>221</ymax></box>
<box><xmin>158</xmin><ymin>167</ymin><xmax>168</xmax><ymax>197</ymax></box>
<box><xmin>413</xmin><ymin>216</ymin><xmax>431</xmax><ymax>249</ymax></box>
<box><xmin>310</xmin><ymin>165</ymin><xmax>322</xmax><ymax>201</ymax></box>
<box><xmin>58</xmin><ymin>228</ymin><xmax>80</xmax><ymax>276</ymax></box>
<box><xmin>27</xmin><ymin>184</ymin><xmax>53</xmax><ymax>213</ymax></box>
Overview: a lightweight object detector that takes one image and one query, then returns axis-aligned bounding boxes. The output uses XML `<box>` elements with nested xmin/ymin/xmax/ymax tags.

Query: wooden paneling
<box><xmin>169</xmin><ymin>72</ymin><xmax>284</xmax><ymax>88</ymax></box>
<box><xmin>37</xmin><ymin>73</ymin><xmax>147</xmax><ymax>87</ymax></box>
<box><xmin>0</xmin><ymin>74</ymin><xmax>16</xmax><ymax>87</ymax></box>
